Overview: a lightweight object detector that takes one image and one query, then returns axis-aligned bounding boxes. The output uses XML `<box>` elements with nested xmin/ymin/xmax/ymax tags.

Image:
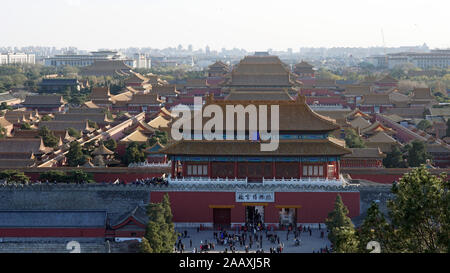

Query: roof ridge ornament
<box><xmin>295</xmin><ymin>92</ymin><xmax>306</xmax><ymax>104</ymax></box>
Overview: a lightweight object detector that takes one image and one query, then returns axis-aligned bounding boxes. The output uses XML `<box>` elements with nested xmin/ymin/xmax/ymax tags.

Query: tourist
<box><xmin>190</xmin><ymin>239</ymin><xmax>192</xmax><ymax>248</ymax></box>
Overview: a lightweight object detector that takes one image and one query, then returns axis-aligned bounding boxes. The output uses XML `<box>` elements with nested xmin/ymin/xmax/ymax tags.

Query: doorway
<box><xmin>213</xmin><ymin>208</ymin><xmax>231</xmax><ymax>229</ymax></box>
<box><xmin>279</xmin><ymin>208</ymin><xmax>297</xmax><ymax>227</ymax></box>
<box><xmin>245</xmin><ymin>205</ymin><xmax>264</xmax><ymax>229</ymax></box>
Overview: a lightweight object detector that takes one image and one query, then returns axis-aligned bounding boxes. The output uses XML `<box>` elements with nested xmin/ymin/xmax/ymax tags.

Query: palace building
<box><xmin>151</xmin><ymin>91</ymin><xmax>360</xmax><ymax>229</ymax></box>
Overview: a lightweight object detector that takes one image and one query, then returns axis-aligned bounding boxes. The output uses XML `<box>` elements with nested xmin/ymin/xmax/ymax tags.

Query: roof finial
<box><xmin>296</xmin><ymin>91</ymin><xmax>306</xmax><ymax>104</ymax></box>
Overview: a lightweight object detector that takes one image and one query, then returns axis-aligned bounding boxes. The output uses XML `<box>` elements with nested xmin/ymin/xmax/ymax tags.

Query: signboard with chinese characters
<box><xmin>235</xmin><ymin>192</ymin><xmax>274</xmax><ymax>203</ymax></box>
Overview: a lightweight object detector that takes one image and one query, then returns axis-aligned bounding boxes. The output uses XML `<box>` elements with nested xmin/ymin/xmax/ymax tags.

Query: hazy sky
<box><xmin>1</xmin><ymin>0</ymin><xmax>449</xmax><ymax>51</ymax></box>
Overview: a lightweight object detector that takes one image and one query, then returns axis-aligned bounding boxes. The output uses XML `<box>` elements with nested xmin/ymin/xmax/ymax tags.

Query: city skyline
<box><xmin>1</xmin><ymin>0</ymin><xmax>449</xmax><ymax>51</ymax></box>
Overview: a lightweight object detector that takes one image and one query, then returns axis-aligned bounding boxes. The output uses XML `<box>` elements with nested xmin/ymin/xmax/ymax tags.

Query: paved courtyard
<box><xmin>174</xmin><ymin>227</ymin><xmax>331</xmax><ymax>253</ymax></box>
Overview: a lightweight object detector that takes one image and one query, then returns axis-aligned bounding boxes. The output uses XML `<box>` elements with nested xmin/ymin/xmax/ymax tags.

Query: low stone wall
<box><xmin>352</xmin><ymin>184</ymin><xmax>394</xmax><ymax>226</ymax></box>
<box><xmin>0</xmin><ymin>184</ymin><xmax>152</xmax><ymax>223</ymax></box>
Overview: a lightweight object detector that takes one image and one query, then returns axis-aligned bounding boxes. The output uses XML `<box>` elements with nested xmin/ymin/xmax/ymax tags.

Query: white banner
<box><xmin>236</xmin><ymin>192</ymin><xmax>274</xmax><ymax>203</ymax></box>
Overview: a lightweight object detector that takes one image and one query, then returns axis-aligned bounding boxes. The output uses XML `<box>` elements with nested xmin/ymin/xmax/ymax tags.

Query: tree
<box><xmin>123</xmin><ymin>142</ymin><xmax>147</xmax><ymax>164</ymax></box>
<box><xmin>143</xmin><ymin>203</ymin><xmax>166</xmax><ymax>253</ymax></box>
<box><xmin>66</xmin><ymin>141</ymin><xmax>86</xmax><ymax>167</ymax></box>
<box><xmin>88</xmin><ymin>120</ymin><xmax>98</xmax><ymax>130</ymax></box>
<box><xmin>417</xmin><ymin>120</ymin><xmax>432</xmax><ymax>131</ymax></box>
<box><xmin>387</xmin><ymin>166</ymin><xmax>448</xmax><ymax>252</ymax></box>
<box><xmin>104</xmin><ymin>138</ymin><xmax>117</xmax><ymax>151</ymax></box>
<box><xmin>148</xmin><ymin>130</ymin><xmax>168</xmax><ymax>146</ymax></box>
<box><xmin>20</xmin><ymin>122</ymin><xmax>31</xmax><ymax>130</ymax></box>
<box><xmin>39</xmin><ymin>170</ymin><xmax>66</xmax><ymax>183</ymax></box>
<box><xmin>140</xmin><ymin>237</ymin><xmax>153</xmax><ymax>253</ymax></box>
<box><xmin>325</xmin><ymin>194</ymin><xmax>355</xmax><ymax>250</ymax></box>
<box><xmin>332</xmin><ymin>226</ymin><xmax>359</xmax><ymax>253</ymax></box>
<box><xmin>344</xmin><ymin>128</ymin><xmax>366</xmax><ymax>148</ymax></box>
<box><xmin>67</xmin><ymin>127</ymin><xmax>81</xmax><ymax>138</ymax></box>
<box><xmin>141</xmin><ymin>194</ymin><xmax>178</xmax><ymax>253</ymax></box>
<box><xmin>404</xmin><ymin>140</ymin><xmax>431</xmax><ymax>167</ymax></box>
<box><xmin>161</xmin><ymin>193</ymin><xmax>178</xmax><ymax>251</ymax></box>
<box><xmin>40</xmin><ymin>115</ymin><xmax>52</xmax><ymax>121</ymax></box>
<box><xmin>383</xmin><ymin>145</ymin><xmax>406</xmax><ymax>168</ymax></box>
<box><xmin>0</xmin><ymin>170</ymin><xmax>30</xmax><ymax>184</ymax></box>
<box><xmin>357</xmin><ymin>202</ymin><xmax>394</xmax><ymax>253</ymax></box>
<box><xmin>65</xmin><ymin>170</ymin><xmax>93</xmax><ymax>184</ymax></box>
<box><xmin>0</xmin><ymin>125</ymin><xmax>6</xmax><ymax>138</ymax></box>
<box><xmin>38</xmin><ymin>126</ymin><xmax>59</xmax><ymax>148</ymax></box>
<box><xmin>0</xmin><ymin>102</ymin><xmax>13</xmax><ymax>110</ymax></box>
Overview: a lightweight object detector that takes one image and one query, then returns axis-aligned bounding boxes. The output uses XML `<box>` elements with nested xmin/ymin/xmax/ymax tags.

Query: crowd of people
<box><xmin>129</xmin><ymin>177</ymin><xmax>168</xmax><ymax>186</ymax></box>
<box><xmin>174</xmin><ymin>223</ymin><xmax>333</xmax><ymax>253</ymax></box>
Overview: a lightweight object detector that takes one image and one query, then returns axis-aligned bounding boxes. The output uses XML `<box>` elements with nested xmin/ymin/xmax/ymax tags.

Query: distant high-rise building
<box><xmin>205</xmin><ymin>45</ymin><xmax>211</xmax><ymax>55</ymax></box>
<box><xmin>188</xmin><ymin>44</ymin><xmax>193</xmax><ymax>52</ymax></box>
<box><xmin>133</xmin><ymin>53</ymin><xmax>151</xmax><ymax>69</ymax></box>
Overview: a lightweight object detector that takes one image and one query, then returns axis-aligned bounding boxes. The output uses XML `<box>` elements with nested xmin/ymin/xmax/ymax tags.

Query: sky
<box><xmin>1</xmin><ymin>0</ymin><xmax>449</xmax><ymax>51</ymax></box>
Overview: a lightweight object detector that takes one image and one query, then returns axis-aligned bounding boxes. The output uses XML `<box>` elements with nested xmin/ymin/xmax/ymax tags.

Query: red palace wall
<box><xmin>151</xmin><ymin>191</ymin><xmax>360</xmax><ymax>224</ymax></box>
<box><xmin>0</xmin><ymin>228</ymin><xmax>105</xmax><ymax>237</ymax></box>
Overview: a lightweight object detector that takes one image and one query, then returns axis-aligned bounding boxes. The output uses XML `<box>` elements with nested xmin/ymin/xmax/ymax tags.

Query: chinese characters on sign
<box><xmin>235</xmin><ymin>192</ymin><xmax>274</xmax><ymax>202</ymax></box>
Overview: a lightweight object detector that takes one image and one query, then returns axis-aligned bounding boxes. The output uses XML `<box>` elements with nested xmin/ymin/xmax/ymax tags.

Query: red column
<box><xmin>324</xmin><ymin>162</ymin><xmax>328</xmax><ymax>178</ymax></box>
<box><xmin>208</xmin><ymin>161</ymin><xmax>212</xmax><ymax>178</ymax></box>
<box><xmin>171</xmin><ymin>159</ymin><xmax>175</xmax><ymax>177</ymax></box>
<box><xmin>299</xmin><ymin>161</ymin><xmax>302</xmax><ymax>178</ymax></box>
<box><xmin>234</xmin><ymin>161</ymin><xmax>238</xmax><ymax>178</ymax></box>
<box><xmin>272</xmin><ymin>160</ymin><xmax>277</xmax><ymax>177</ymax></box>
<box><xmin>336</xmin><ymin>161</ymin><xmax>340</xmax><ymax>179</ymax></box>
<box><xmin>182</xmin><ymin>161</ymin><xmax>186</xmax><ymax>177</ymax></box>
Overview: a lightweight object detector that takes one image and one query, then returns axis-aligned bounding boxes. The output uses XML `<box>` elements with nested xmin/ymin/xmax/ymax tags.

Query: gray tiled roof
<box><xmin>0</xmin><ymin>210</ymin><xmax>107</xmax><ymax>227</ymax></box>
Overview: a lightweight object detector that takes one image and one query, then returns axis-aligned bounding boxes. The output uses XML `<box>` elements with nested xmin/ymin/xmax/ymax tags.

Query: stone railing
<box><xmin>262</xmin><ymin>177</ymin><xmax>344</xmax><ymax>187</ymax></box>
<box><xmin>128</xmin><ymin>161</ymin><xmax>171</xmax><ymax>168</ymax></box>
<box><xmin>169</xmin><ymin>176</ymin><xmax>248</xmax><ymax>185</ymax></box>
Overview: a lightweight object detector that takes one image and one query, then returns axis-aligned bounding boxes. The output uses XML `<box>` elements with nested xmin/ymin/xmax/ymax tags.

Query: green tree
<box><xmin>161</xmin><ymin>193</ymin><xmax>178</xmax><ymax>251</ymax></box>
<box><xmin>103</xmin><ymin>138</ymin><xmax>117</xmax><ymax>151</ymax></box>
<box><xmin>140</xmin><ymin>237</ymin><xmax>153</xmax><ymax>253</ymax></box>
<box><xmin>38</xmin><ymin>126</ymin><xmax>59</xmax><ymax>148</ymax></box>
<box><xmin>40</xmin><ymin>115</ymin><xmax>52</xmax><ymax>121</ymax></box>
<box><xmin>66</xmin><ymin>141</ymin><xmax>86</xmax><ymax>167</ymax></box>
<box><xmin>344</xmin><ymin>128</ymin><xmax>366</xmax><ymax>148</ymax></box>
<box><xmin>332</xmin><ymin>226</ymin><xmax>359</xmax><ymax>253</ymax></box>
<box><xmin>141</xmin><ymin>195</ymin><xmax>178</xmax><ymax>253</ymax></box>
<box><xmin>88</xmin><ymin>120</ymin><xmax>99</xmax><ymax>130</ymax></box>
<box><xmin>148</xmin><ymin>130</ymin><xmax>168</xmax><ymax>146</ymax></box>
<box><xmin>143</xmin><ymin>203</ymin><xmax>166</xmax><ymax>253</ymax></box>
<box><xmin>417</xmin><ymin>120</ymin><xmax>432</xmax><ymax>131</ymax></box>
<box><xmin>0</xmin><ymin>102</ymin><xmax>13</xmax><ymax>110</ymax></box>
<box><xmin>0</xmin><ymin>170</ymin><xmax>30</xmax><ymax>184</ymax></box>
<box><xmin>383</xmin><ymin>145</ymin><xmax>406</xmax><ymax>168</ymax></box>
<box><xmin>357</xmin><ymin>202</ymin><xmax>393</xmax><ymax>253</ymax></box>
<box><xmin>123</xmin><ymin>142</ymin><xmax>147</xmax><ymax>164</ymax></box>
<box><xmin>65</xmin><ymin>170</ymin><xmax>93</xmax><ymax>184</ymax></box>
<box><xmin>39</xmin><ymin>170</ymin><xmax>66</xmax><ymax>183</ymax></box>
<box><xmin>325</xmin><ymin>194</ymin><xmax>355</xmax><ymax>250</ymax></box>
<box><xmin>67</xmin><ymin>127</ymin><xmax>81</xmax><ymax>138</ymax></box>
<box><xmin>404</xmin><ymin>140</ymin><xmax>431</xmax><ymax>167</ymax></box>
<box><xmin>387</xmin><ymin>166</ymin><xmax>448</xmax><ymax>252</ymax></box>
<box><xmin>0</xmin><ymin>125</ymin><xmax>6</xmax><ymax>138</ymax></box>
<box><xmin>20</xmin><ymin>122</ymin><xmax>31</xmax><ymax>130</ymax></box>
